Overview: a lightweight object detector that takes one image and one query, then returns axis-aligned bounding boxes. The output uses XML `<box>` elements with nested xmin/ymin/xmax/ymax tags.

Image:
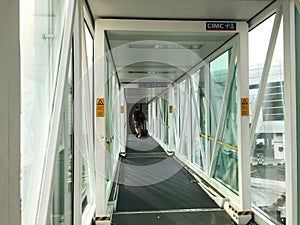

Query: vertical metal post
<box><xmin>175</xmin><ymin>84</ymin><xmax>180</xmax><ymax>150</ymax></box>
<box><xmin>120</xmin><ymin>87</ymin><xmax>126</xmax><ymax>153</ymax></box>
<box><xmin>204</xmin><ymin>64</ymin><xmax>211</xmax><ymax>175</ymax></box>
<box><xmin>169</xmin><ymin>88</ymin><xmax>174</xmax><ymax>151</ymax></box>
<box><xmin>295</xmin><ymin>4</ymin><xmax>300</xmax><ymax>224</ymax></box>
<box><xmin>186</xmin><ymin>78</ymin><xmax>192</xmax><ymax>161</ymax></box>
<box><xmin>283</xmin><ymin>1</ymin><xmax>297</xmax><ymax>224</ymax></box>
<box><xmin>236</xmin><ymin>22</ymin><xmax>251</xmax><ymax>210</ymax></box>
<box><xmin>64</xmin><ymin>86</ymin><xmax>71</xmax><ymax>224</ymax></box>
<box><xmin>95</xmin><ymin>20</ymin><xmax>108</xmax><ymax>216</ymax></box>
<box><xmin>73</xmin><ymin>0</ymin><xmax>83</xmax><ymax>223</ymax></box>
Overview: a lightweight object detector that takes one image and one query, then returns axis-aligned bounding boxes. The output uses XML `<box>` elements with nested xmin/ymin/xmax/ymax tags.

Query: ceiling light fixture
<box><xmin>128</xmin><ymin>43</ymin><xmax>202</xmax><ymax>50</ymax></box>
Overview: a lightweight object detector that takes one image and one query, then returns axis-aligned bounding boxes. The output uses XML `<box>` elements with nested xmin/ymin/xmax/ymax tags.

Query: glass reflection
<box><xmin>20</xmin><ymin>0</ymin><xmax>70</xmax><ymax>223</ymax></box>
<box><xmin>249</xmin><ymin>15</ymin><xmax>286</xmax><ymax>224</ymax></box>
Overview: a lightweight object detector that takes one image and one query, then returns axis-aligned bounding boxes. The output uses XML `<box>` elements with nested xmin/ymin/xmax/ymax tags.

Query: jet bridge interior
<box><xmin>94</xmin><ymin>19</ymin><xmax>251</xmax><ymax>225</ymax></box>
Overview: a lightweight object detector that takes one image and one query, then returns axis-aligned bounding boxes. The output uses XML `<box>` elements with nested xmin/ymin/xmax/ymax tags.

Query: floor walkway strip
<box><xmin>114</xmin><ymin>208</ymin><xmax>225</xmax><ymax>215</ymax></box>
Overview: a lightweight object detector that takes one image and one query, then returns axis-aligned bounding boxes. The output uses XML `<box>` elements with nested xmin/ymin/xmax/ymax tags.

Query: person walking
<box><xmin>132</xmin><ymin>106</ymin><xmax>144</xmax><ymax>138</ymax></box>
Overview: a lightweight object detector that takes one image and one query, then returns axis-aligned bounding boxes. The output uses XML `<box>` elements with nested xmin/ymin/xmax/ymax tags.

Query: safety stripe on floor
<box><xmin>125</xmin><ymin>153</ymin><xmax>168</xmax><ymax>159</ymax></box>
<box><xmin>251</xmin><ymin>162</ymin><xmax>285</xmax><ymax>166</ymax></box>
<box><xmin>114</xmin><ymin>208</ymin><xmax>225</xmax><ymax>215</ymax></box>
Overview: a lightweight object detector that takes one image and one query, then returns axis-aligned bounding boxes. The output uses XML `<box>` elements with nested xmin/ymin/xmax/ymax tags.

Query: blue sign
<box><xmin>206</xmin><ymin>22</ymin><xmax>237</xmax><ymax>31</ymax></box>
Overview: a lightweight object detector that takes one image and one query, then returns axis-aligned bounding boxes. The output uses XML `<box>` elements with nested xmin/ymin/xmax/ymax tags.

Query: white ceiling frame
<box><xmin>96</xmin><ymin>19</ymin><xmax>243</xmax><ymax>104</ymax></box>
<box><xmin>88</xmin><ymin>0</ymin><xmax>274</xmax><ymax>21</ymax></box>
<box><xmin>248</xmin><ymin>0</ymin><xmax>285</xmax><ymax>30</ymax></box>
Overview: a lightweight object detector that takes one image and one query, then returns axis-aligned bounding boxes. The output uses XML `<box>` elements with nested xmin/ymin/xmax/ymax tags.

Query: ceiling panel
<box><xmin>87</xmin><ymin>0</ymin><xmax>274</xmax><ymax>21</ymax></box>
<box><xmin>105</xmin><ymin>30</ymin><xmax>232</xmax><ymax>103</ymax></box>
<box><xmin>106</xmin><ymin>30</ymin><xmax>232</xmax><ymax>84</ymax></box>
<box><xmin>125</xmin><ymin>87</ymin><xmax>169</xmax><ymax>103</ymax></box>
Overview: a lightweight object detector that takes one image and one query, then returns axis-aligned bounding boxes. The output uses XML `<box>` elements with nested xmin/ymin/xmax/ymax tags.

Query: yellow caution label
<box><xmin>241</xmin><ymin>98</ymin><xmax>249</xmax><ymax>116</ymax></box>
<box><xmin>96</xmin><ymin>216</ymin><xmax>110</xmax><ymax>221</ymax></box>
<box><xmin>229</xmin><ymin>205</ymin><xmax>252</xmax><ymax>216</ymax></box>
<box><xmin>120</xmin><ymin>105</ymin><xmax>124</xmax><ymax>113</ymax></box>
<box><xmin>96</xmin><ymin>98</ymin><xmax>105</xmax><ymax>117</ymax></box>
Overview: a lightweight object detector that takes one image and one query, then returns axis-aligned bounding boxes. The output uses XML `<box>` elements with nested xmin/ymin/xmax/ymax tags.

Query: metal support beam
<box><xmin>283</xmin><ymin>1</ymin><xmax>297</xmax><ymax>224</ymax></box>
<box><xmin>236</xmin><ymin>22</ymin><xmax>251</xmax><ymax>211</ymax></box>
<box><xmin>74</xmin><ymin>0</ymin><xmax>83</xmax><ymax>223</ymax></box>
<box><xmin>204</xmin><ymin>64</ymin><xmax>211</xmax><ymax>175</ymax></box>
<box><xmin>95</xmin><ymin>20</ymin><xmax>109</xmax><ymax>217</ymax></box>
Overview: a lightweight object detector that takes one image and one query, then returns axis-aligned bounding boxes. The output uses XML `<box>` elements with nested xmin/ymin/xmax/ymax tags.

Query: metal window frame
<box><xmin>168</xmin><ymin>87</ymin><xmax>175</xmax><ymax>151</ymax></box>
<box><xmin>208</xmin><ymin>42</ymin><xmax>237</xmax><ymax>177</ymax></box>
<box><xmin>95</xmin><ymin>18</ymin><xmax>249</xmax><ymax>214</ymax></box>
<box><xmin>248</xmin><ymin>0</ymin><xmax>285</xmax><ymax>30</ymax></box>
<box><xmin>175</xmin><ymin>30</ymin><xmax>250</xmax><ymax>209</ymax></box>
<box><xmin>204</xmin><ymin>63</ymin><xmax>211</xmax><ymax>175</ymax></box>
<box><xmin>283</xmin><ymin>1</ymin><xmax>297</xmax><ymax>224</ymax></box>
<box><xmin>249</xmin><ymin>7</ymin><xmax>283</xmax><ymax>146</ymax></box>
<box><xmin>236</xmin><ymin>21</ymin><xmax>250</xmax><ymax>210</ymax></box>
<box><xmin>248</xmin><ymin>1</ymin><xmax>299</xmax><ymax>223</ymax></box>
<box><xmin>35</xmin><ymin>0</ymin><xmax>76</xmax><ymax>224</ymax></box>
<box><xmin>204</xmin><ymin>34</ymin><xmax>250</xmax><ymax>208</ymax></box>
<box><xmin>178</xmin><ymin>79</ymin><xmax>189</xmax><ymax>158</ymax></box>
<box><xmin>190</xmin><ymin>71</ymin><xmax>206</xmax><ymax>168</ymax></box>
<box><xmin>81</xmin><ymin>0</ymin><xmax>97</xmax><ymax>219</ymax></box>
<box><xmin>83</xmin><ymin>0</ymin><xmax>95</xmax><ymax>38</ymax></box>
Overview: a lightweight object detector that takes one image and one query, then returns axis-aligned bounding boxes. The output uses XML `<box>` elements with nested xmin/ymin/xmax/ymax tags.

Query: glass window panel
<box><xmin>179</xmin><ymin>80</ymin><xmax>188</xmax><ymax>158</ymax></box>
<box><xmin>190</xmin><ymin>69</ymin><xmax>208</xmax><ymax>170</ymax></box>
<box><xmin>249</xmin><ymin>15</ymin><xmax>275</xmax><ymax>123</ymax></box>
<box><xmin>152</xmin><ymin>101</ymin><xmax>155</xmax><ymax>133</ymax></box>
<box><xmin>20</xmin><ymin>0</ymin><xmax>70</xmax><ymax>223</ymax></box>
<box><xmin>49</xmin><ymin>42</ymin><xmax>73</xmax><ymax>225</ymax></box>
<box><xmin>209</xmin><ymin>51</ymin><xmax>229</xmax><ymax>139</ymax></box>
<box><xmin>249</xmin><ymin>15</ymin><xmax>286</xmax><ymax>224</ymax></box>
<box><xmin>158</xmin><ymin>99</ymin><xmax>161</xmax><ymax>139</ymax></box>
<box><xmin>163</xmin><ymin>94</ymin><xmax>169</xmax><ymax>145</ymax></box>
<box><xmin>159</xmin><ymin>98</ymin><xmax>163</xmax><ymax>141</ymax></box>
<box><xmin>209</xmin><ymin>50</ymin><xmax>230</xmax><ymax>171</ymax></box>
<box><xmin>179</xmin><ymin>80</ymin><xmax>186</xmax><ymax>134</ymax></box>
<box><xmin>213</xmin><ymin>63</ymin><xmax>238</xmax><ymax>192</ymax></box>
<box><xmin>80</xmin><ymin>25</ymin><xmax>95</xmax><ymax>211</ymax></box>
<box><xmin>191</xmin><ymin>72</ymin><xmax>202</xmax><ymax>167</ymax></box>
<box><xmin>198</xmin><ymin>69</ymin><xmax>207</xmax><ymax>167</ymax></box>
<box><xmin>105</xmin><ymin>58</ymin><xmax>113</xmax><ymax>201</ymax></box>
<box><xmin>172</xmin><ymin>86</ymin><xmax>178</xmax><ymax>150</ymax></box>
<box><xmin>84</xmin><ymin>24</ymin><xmax>94</xmax><ymax>106</ymax></box>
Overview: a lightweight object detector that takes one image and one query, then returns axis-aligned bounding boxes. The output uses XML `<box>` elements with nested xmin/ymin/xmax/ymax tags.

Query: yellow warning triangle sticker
<box><xmin>97</xmin><ymin>99</ymin><xmax>104</xmax><ymax>105</ymax></box>
<box><xmin>241</xmin><ymin>98</ymin><xmax>248</xmax><ymax>104</ymax></box>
